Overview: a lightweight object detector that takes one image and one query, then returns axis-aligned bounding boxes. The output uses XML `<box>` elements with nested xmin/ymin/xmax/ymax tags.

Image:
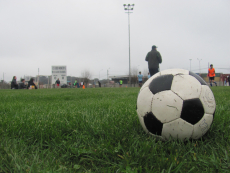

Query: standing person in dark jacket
<box><xmin>19</xmin><ymin>79</ymin><xmax>27</xmax><ymax>89</ymax></box>
<box><xmin>98</xmin><ymin>81</ymin><xmax>101</xmax><ymax>87</ymax></box>
<box><xmin>27</xmin><ymin>78</ymin><xmax>37</xmax><ymax>89</ymax></box>
<box><xmin>11</xmin><ymin>76</ymin><xmax>18</xmax><ymax>89</ymax></box>
<box><xmin>55</xmin><ymin>78</ymin><xmax>60</xmax><ymax>88</ymax></box>
<box><xmin>145</xmin><ymin>45</ymin><xmax>162</xmax><ymax>77</ymax></box>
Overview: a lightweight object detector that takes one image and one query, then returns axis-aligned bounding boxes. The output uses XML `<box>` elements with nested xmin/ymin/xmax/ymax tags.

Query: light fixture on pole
<box><xmin>197</xmin><ymin>58</ymin><xmax>202</xmax><ymax>74</ymax></box>
<box><xmin>189</xmin><ymin>59</ymin><xmax>192</xmax><ymax>71</ymax></box>
<box><xmin>123</xmin><ymin>4</ymin><xmax>134</xmax><ymax>86</ymax></box>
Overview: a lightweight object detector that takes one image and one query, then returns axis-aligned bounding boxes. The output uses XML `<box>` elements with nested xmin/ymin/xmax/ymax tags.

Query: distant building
<box><xmin>52</xmin><ymin>66</ymin><xmax>67</xmax><ymax>84</ymax></box>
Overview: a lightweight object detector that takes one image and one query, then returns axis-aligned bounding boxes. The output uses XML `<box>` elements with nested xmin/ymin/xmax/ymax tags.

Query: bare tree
<box><xmin>130</xmin><ymin>67</ymin><xmax>139</xmax><ymax>86</ymax></box>
<box><xmin>142</xmin><ymin>68</ymin><xmax>149</xmax><ymax>83</ymax></box>
<box><xmin>81</xmin><ymin>70</ymin><xmax>92</xmax><ymax>87</ymax></box>
<box><xmin>0</xmin><ymin>80</ymin><xmax>10</xmax><ymax>89</ymax></box>
<box><xmin>143</xmin><ymin>69</ymin><xmax>149</xmax><ymax>76</ymax></box>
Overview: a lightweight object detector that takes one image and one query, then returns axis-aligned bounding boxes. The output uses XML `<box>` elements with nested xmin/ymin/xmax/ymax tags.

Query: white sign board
<box><xmin>52</xmin><ymin>66</ymin><xmax>67</xmax><ymax>84</ymax></box>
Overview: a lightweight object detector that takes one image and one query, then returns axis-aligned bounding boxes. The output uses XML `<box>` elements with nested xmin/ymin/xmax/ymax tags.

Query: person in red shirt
<box><xmin>55</xmin><ymin>78</ymin><xmax>60</xmax><ymax>88</ymax></box>
<box><xmin>208</xmin><ymin>64</ymin><xmax>217</xmax><ymax>87</ymax></box>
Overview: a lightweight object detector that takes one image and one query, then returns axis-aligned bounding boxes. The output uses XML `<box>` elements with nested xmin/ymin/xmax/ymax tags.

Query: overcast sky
<box><xmin>1</xmin><ymin>0</ymin><xmax>230</xmax><ymax>81</ymax></box>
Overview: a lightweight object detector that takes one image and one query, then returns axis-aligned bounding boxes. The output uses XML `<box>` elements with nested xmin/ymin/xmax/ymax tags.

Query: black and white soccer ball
<box><xmin>137</xmin><ymin>69</ymin><xmax>216</xmax><ymax>140</ymax></box>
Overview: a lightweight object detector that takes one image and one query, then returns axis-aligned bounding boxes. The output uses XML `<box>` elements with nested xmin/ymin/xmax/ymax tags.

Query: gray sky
<box><xmin>1</xmin><ymin>0</ymin><xmax>230</xmax><ymax>82</ymax></box>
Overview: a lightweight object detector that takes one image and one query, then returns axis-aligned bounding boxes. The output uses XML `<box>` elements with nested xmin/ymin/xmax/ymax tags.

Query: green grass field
<box><xmin>0</xmin><ymin>87</ymin><xmax>230</xmax><ymax>172</ymax></box>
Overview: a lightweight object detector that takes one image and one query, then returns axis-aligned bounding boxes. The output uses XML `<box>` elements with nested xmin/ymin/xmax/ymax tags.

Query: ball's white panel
<box><xmin>140</xmin><ymin>72</ymin><xmax>160</xmax><ymax>91</ymax></box>
<box><xmin>199</xmin><ymin>85</ymin><xmax>216</xmax><ymax>114</ymax></box>
<box><xmin>162</xmin><ymin>118</ymin><xmax>193</xmax><ymax>140</ymax></box>
<box><xmin>137</xmin><ymin>87</ymin><xmax>153</xmax><ymax>117</ymax></box>
<box><xmin>152</xmin><ymin>90</ymin><xmax>183</xmax><ymax>123</ymax></box>
<box><xmin>192</xmin><ymin>114</ymin><xmax>213</xmax><ymax>139</ymax></box>
<box><xmin>160</xmin><ymin>69</ymin><xmax>189</xmax><ymax>76</ymax></box>
<box><xmin>171</xmin><ymin>75</ymin><xmax>201</xmax><ymax>100</ymax></box>
<box><xmin>136</xmin><ymin>110</ymin><xmax>149</xmax><ymax>133</ymax></box>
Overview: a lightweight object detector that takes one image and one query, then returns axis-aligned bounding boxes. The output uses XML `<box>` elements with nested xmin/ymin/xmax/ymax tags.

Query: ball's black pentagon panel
<box><xmin>144</xmin><ymin>112</ymin><xmax>163</xmax><ymax>135</ymax></box>
<box><xmin>181</xmin><ymin>98</ymin><xmax>204</xmax><ymax>125</ymax></box>
<box><xmin>149</xmin><ymin>75</ymin><xmax>174</xmax><ymax>95</ymax></box>
<box><xmin>189</xmin><ymin>71</ymin><xmax>207</xmax><ymax>85</ymax></box>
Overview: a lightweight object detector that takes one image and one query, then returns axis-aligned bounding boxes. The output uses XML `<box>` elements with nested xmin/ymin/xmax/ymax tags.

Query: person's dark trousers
<box><xmin>11</xmin><ymin>86</ymin><xmax>18</xmax><ymax>89</ymax></box>
<box><xmin>149</xmin><ymin>68</ymin><xmax>159</xmax><ymax>77</ymax></box>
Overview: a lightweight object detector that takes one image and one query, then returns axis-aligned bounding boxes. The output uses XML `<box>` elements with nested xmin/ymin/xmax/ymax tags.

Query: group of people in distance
<box><xmin>11</xmin><ymin>76</ymin><xmax>37</xmax><ymax>89</ymax></box>
<box><xmin>145</xmin><ymin>45</ymin><xmax>220</xmax><ymax>88</ymax></box>
<box><xmin>136</xmin><ymin>72</ymin><xmax>151</xmax><ymax>87</ymax></box>
<box><xmin>10</xmin><ymin>45</ymin><xmax>220</xmax><ymax>89</ymax></box>
<box><xmin>72</xmin><ymin>79</ymin><xmax>86</xmax><ymax>88</ymax></box>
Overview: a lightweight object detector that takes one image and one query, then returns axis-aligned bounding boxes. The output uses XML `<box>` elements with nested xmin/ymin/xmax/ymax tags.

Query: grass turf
<box><xmin>0</xmin><ymin>87</ymin><xmax>230</xmax><ymax>172</ymax></box>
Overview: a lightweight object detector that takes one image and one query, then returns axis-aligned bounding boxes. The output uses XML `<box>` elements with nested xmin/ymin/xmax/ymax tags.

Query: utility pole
<box><xmin>123</xmin><ymin>4</ymin><xmax>134</xmax><ymax>86</ymax></box>
<box><xmin>189</xmin><ymin>59</ymin><xmax>192</xmax><ymax>71</ymax></box>
<box><xmin>107</xmin><ymin>68</ymin><xmax>110</xmax><ymax>86</ymax></box>
<box><xmin>197</xmin><ymin>58</ymin><xmax>202</xmax><ymax>74</ymax></box>
<box><xmin>38</xmin><ymin>68</ymin><xmax>39</xmax><ymax>89</ymax></box>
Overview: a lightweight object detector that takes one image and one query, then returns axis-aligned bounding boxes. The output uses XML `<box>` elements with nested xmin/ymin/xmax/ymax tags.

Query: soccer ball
<box><xmin>137</xmin><ymin>69</ymin><xmax>216</xmax><ymax>140</ymax></box>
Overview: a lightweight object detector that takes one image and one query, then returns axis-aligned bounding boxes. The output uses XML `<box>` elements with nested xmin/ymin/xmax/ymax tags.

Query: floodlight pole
<box><xmin>124</xmin><ymin>4</ymin><xmax>134</xmax><ymax>86</ymax></box>
<box><xmin>197</xmin><ymin>58</ymin><xmax>202</xmax><ymax>74</ymax></box>
<box><xmin>189</xmin><ymin>59</ymin><xmax>192</xmax><ymax>71</ymax></box>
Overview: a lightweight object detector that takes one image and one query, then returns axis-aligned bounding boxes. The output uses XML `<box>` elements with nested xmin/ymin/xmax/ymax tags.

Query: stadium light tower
<box><xmin>123</xmin><ymin>4</ymin><xmax>134</xmax><ymax>86</ymax></box>
<box><xmin>197</xmin><ymin>58</ymin><xmax>202</xmax><ymax>74</ymax></box>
